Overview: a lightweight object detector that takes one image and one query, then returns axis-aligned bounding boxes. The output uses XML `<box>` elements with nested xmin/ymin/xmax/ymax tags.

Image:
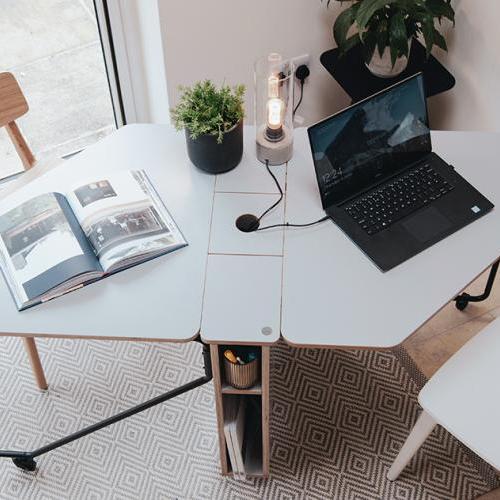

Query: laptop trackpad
<box><xmin>402</xmin><ymin>207</ymin><xmax>452</xmax><ymax>243</ymax></box>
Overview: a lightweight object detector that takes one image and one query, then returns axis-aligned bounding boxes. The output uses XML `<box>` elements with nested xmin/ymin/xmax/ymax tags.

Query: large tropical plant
<box><xmin>327</xmin><ymin>0</ymin><xmax>455</xmax><ymax>67</ymax></box>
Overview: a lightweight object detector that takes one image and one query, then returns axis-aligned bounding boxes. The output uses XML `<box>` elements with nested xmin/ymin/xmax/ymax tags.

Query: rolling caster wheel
<box><xmin>12</xmin><ymin>456</ymin><xmax>37</xmax><ymax>472</ymax></box>
<box><xmin>455</xmin><ymin>294</ymin><xmax>470</xmax><ymax>311</ymax></box>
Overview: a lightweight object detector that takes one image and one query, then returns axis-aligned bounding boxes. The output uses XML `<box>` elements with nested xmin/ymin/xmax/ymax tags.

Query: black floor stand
<box><xmin>454</xmin><ymin>261</ymin><xmax>499</xmax><ymax>311</ymax></box>
<box><xmin>0</xmin><ymin>341</ymin><xmax>212</xmax><ymax>472</ymax></box>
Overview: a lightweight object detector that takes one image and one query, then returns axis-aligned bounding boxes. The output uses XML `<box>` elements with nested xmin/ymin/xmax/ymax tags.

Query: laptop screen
<box><xmin>308</xmin><ymin>74</ymin><xmax>431</xmax><ymax>209</ymax></box>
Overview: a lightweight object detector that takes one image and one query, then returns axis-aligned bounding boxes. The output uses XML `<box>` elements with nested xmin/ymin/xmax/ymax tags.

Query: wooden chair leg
<box><xmin>6</xmin><ymin>121</ymin><xmax>36</xmax><ymax>170</ymax></box>
<box><xmin>23</xmin><ymin>337</ymin><xmax>48</xmax><ymax>390</ymax></box>
<box><xmin>387</xmin><ymin>410</ymin><xmax>437</xmax><ymax>481</ymax></box>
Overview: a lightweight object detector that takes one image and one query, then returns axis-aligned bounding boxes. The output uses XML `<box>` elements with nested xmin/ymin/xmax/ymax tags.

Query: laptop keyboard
<box><xmin>344</xmin><ymin>164</ymin><xmax>454</xmax><ymax>235</ymax></box>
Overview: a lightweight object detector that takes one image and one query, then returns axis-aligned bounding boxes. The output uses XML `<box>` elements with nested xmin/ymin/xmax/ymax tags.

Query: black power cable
<box><xmin>293</xmin><ymin>81</ymin><xmax>304</xmax><ymax>118</ymax></box>
<box><xmin>256</xmin><ymin>161</ymin><xmax>284</xmax><ymax>222</ymax></box>
<box><xmin>235</xmin><ymin>160</ymin><xmax>330</xmax><ymax>233</ymax></box>
<box><xmin>292</xmin><ymin>64</ymin><xmax>310</xmax><ymax>119</ymax></box>
<box><xmin>257</xmin><ymin>215</ymin><xmax>330</xmax><ymax>231</ymax></box>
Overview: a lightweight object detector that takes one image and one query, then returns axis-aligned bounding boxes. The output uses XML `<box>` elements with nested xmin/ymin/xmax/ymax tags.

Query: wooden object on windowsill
<box><xmin>0</xmin><ymin>72</ymin><xmax>36</xmax><ymax>170</ymax></box>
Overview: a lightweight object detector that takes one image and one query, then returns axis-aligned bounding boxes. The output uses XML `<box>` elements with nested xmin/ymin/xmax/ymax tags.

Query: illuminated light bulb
<box><xmin>266</xmin><ymin>97</ymin><xmax>284</xmax><ymax>141</ymax></box>
<box><xmin>267</xmin><ymin>97</ymin><xmax>284</xmax><ymax>129</ymax></box>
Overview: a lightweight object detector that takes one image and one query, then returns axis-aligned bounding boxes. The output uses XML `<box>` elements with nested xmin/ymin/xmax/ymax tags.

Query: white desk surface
<box><xmin>201</xmin><ymin>132</ymin><xmax>285</xmax><ymax>344</ymax></box>
<box><xmin>282</xmin><ymin>129</ymin><xmax>500</xmax><ymax>348</ymax></box>
<box><xmin>0</xmin><ymin>125</ymin><xmax>284</xmax><ymax>345</ymax></box>
<box><xmin>0</xmin><ymin>125</ymin><xmax>215</xmax><ymax>342</ymax></box>
<box><xmin>2</xmin><ymin>125</ymin><xmax>499</xmax><ymax>348</ymax></box>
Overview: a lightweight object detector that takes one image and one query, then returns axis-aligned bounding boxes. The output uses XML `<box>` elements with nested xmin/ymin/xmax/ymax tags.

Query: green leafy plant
<box><xmin>171</xmin><ymin>80</ymin><xmax>245</xmax><ymax>144</ymax></box>
<box><xmin>325</xmin><ymin>0</ymin><xmax>455</xmax><ymax>67</ymax></box>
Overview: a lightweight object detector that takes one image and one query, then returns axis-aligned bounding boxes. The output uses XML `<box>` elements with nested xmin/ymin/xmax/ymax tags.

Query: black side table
<box><xmin>320</xmin><ymin>39</ymin><xmax>455</xmax><ymax>103</ymax></box>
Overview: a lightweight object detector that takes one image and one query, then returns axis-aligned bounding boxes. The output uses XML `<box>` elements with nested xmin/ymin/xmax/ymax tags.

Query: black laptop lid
<box><xmin>308</xmin><ymin>74</ymin><xmax>431</xmax><ymax>209</ymax></box>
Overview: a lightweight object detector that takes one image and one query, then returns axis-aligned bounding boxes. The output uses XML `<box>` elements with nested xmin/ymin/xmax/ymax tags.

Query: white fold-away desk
<box><xmin>0</xmin><ymin>125</ymin><xmax>499</xmax><ymax>477</ymax></box>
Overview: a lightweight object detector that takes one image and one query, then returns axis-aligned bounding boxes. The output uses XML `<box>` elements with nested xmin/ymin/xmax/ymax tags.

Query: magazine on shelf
<box><xmin>223</xmin><ymin>396</ymin><xmax>247</xmax><ymax>479</ymax></box>
<box><xmin>0</xmin><ymin>169</ymin><xmax>187</xmax><ymax>310</ymax></box>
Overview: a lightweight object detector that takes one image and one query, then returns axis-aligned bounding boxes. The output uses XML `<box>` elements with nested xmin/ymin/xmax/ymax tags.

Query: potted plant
<box><xmin>171</xmin><ymin>80</ymin><xmax>245</xmax><ymax>174</ymax></box>
<box><xmin>327</xmin><ymin>0</ymin><xmax>455</xmax><ymax>78</ymax></box>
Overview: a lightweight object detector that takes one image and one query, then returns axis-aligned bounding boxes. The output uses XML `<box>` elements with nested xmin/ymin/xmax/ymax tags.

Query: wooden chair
<box><xmin>0</xmin><ymin>72</ymin><xmax>48</xmax><ymax>390</ymax></box>
<box><xmin>387</xmin><ymin>316</ymin><xmax>500</xmax><ymax>480</ymax></box>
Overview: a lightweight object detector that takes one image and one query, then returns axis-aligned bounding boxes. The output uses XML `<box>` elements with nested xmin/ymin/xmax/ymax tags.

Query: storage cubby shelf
<box><xmin>210</xmin><ymin>344</ymin><xmax>270</xmax><ymax>479</ymax></box>
<box><xmin>221</xmin><ymin>382</ymin><xmax>262</xmax><ymax>395</ymax></box>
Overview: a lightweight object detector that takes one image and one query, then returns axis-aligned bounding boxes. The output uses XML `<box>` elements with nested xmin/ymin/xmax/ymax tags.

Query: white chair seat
<box><xmin>419</xmin><ymin>316</ymin><xmax>500</xmax><ymax>470</ymax></box>
<box><xmin>388</xmin><ymin>315</ymin><xmax>500</xmax><ymax>481</ymax></box>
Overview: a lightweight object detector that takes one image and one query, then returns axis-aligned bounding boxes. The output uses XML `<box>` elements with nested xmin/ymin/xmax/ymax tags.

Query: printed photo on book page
<box><xmin>0</xmin><ymin>193</ymin><xmax>86</xmax><ymax>304</ymax></box>
<box><xmin>66</xmin><ymin>170</ymin><xmax>186</xmax><ymax>271</ymax></box>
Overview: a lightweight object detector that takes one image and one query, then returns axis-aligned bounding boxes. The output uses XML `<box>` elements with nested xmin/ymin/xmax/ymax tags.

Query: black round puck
<box><xmin>235</xmin><ymin>214</ymin><xmax>260</xmax><ymax>232</ymax></box>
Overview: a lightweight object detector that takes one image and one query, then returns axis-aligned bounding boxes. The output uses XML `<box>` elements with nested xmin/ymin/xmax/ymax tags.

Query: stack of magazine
<box><xmin>0</xmin><ymin>169</ymin><xmax>187</xmax><ymax>310</ymax></box>
<box><xmin>223</xmin><ymin>397</ymin><xmax>247</xmax><ymax>479</ymax></box>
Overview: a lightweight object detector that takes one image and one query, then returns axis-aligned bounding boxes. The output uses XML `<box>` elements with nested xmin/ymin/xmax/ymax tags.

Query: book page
<box><xmin>66</xmin><ymin>170</ymin><xmax>187</xmax><ymax>272</ymax></box>
<box><xmin>0</xmin><ymin>192</ymin><xmax>101</xmax><ymax>307</ymax></box>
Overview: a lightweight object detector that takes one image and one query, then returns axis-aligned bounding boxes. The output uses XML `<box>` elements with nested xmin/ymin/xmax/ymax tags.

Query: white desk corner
<box><xmin>281</xmin><ymin>128</ymin><xmax>500</xmax><ymax>348</ymax></box>
<box><xmin>0</xmin><ymin>124</ymin><xmax>215</xmax><ymax>342</ymax></box>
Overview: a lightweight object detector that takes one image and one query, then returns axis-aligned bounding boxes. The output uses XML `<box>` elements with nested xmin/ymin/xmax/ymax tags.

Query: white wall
<box><xmin>159</xmin><ymin>0</ymin><xmax>350</xmax><ymax>126</ymax></box>
<box><xmin>428</xmin><ymin>0</ymin><xmax>500</xmax><ymax>131</ymax></box>
<box><xmin>159</xmin><ymin>0</ymin><xmax>500</xmax><ymax>132</ymax></box>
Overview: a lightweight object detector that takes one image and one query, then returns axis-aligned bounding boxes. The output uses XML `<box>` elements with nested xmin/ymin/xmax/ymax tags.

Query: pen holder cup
<box><xmin>223</xmin><ymin>358</ymin><xmax>260</xmax><ymax>390</ymax></box>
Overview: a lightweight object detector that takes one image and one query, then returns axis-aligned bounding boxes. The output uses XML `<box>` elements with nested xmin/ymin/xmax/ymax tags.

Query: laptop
<box><xmin>307</xmin><ymin>73</ymin><xmax>494</xmax><ymax>271</ymax></box>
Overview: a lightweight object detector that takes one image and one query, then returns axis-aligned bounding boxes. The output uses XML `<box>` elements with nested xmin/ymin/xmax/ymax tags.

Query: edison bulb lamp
<box><xmin>255</xmin><ymin>53</ymin><xmax>294</xmax><ymax>165</ymax></box>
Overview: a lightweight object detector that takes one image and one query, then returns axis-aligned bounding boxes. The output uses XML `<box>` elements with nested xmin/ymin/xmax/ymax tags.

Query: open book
<box><xmin>0</xmin><ymin>170</ymin><xmax>187</xmax><ymax>310</ymax></box>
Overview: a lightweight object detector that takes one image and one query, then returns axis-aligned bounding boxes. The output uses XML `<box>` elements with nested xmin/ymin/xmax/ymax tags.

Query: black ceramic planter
<box><xmin>185</xmin><ymin>120</ymin><xmax>243</xmax><ymax>174</ymax></box>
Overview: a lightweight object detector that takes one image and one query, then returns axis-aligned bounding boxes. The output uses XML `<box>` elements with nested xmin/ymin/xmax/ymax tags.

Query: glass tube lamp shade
<box><xmin>255</xmin><ymin>54</ymin><xmax>294</xmax><ymax>165</ymax></box>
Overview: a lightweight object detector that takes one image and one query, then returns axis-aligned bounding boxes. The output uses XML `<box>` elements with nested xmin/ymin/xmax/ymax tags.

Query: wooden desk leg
<box><xmin>23</xmin><ymin>337</ymin><xmax>48</xmax><ymax>390</ymax></box>
<box><xmin>210</xmin><ymin>344</ymin><xmax>229</xmax><ymax>474</ymax></box>
<box><xmin>261</xmin><ymin>345</ymin><xmax>270</xmax><ymax>478</ymax></box>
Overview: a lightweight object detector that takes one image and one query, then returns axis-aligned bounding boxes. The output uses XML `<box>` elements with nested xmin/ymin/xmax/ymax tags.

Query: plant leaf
<box><xmin>389</xmin><ymin>11</ymin><xmax>409</xmax><ymax>60</ymax></box>
<box><xmin>390</xmin><ymin>44</ymin><xmax>398</xmax><ymax>68</ymax></box>
<box><xmin>426</xmin><ymin>0</ymin><xmax>455</xmax><ymax>24</ymax></box>
<box><xmin>356</xmin><ymin>0</ymin><xmax>397</xmax><ymax>32</ymax></box>
<box><xmin>333</xmin><ymin>3</ymin><xmax>360</xmax><ymax>49</ymax></box>
<box><xmin>432</xmin><ymin>27</ymin><xmax>447</xmax><ymax>51</ymax></box>
<box><xmin>421</xmin><ymin>15</ymin><xmax>435</xmax><ymax>56</ymax></box>
<box><xmin>339</xmin><ymin>33</ymin><xmax>362</xmax><ymax>56</ymax></box>
<box><xmin>362</xmin><ymin>31</ymin><xmax>377</xmax><ymax>63</ymax></box>
<box><xmin>375</xmin><ymin>19</ymin><xmax>389</xmax><ymax>58</ymax></box>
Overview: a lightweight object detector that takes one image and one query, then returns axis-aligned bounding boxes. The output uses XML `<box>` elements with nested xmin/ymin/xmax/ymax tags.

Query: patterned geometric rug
<box><xmin>0</xmin><ymin>337</ymin><xmax>497</xmax><ymax>499</ymax></box>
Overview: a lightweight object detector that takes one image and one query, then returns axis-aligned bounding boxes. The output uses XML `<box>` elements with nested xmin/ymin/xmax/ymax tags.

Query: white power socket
<box><xmin>291</xmin><ymin>53</ymin><xmax>310</xmax><ymax>69</ymax></box>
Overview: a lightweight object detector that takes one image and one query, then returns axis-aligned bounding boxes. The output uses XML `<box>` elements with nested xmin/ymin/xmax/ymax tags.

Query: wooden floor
<box><xmin>403</xmin><ymin>267</ymin><xmax>500</xmax><ymax>377</ymax></box>
<box><xmin>403</xmin><ymin>267</ymin><xmax>500</xmax><ymax>499</ymax></box>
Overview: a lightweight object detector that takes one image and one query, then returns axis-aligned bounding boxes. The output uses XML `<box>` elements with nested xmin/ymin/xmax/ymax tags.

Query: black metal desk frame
<box><xmin>454</xmin><ymin>261</ymin><xmax>499</xmax><ymax>311</ymax></box>
<box><xmin>0</xmin><ymin>339</ymin><xmax>212</xmax><ymax>472</ymax></box>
